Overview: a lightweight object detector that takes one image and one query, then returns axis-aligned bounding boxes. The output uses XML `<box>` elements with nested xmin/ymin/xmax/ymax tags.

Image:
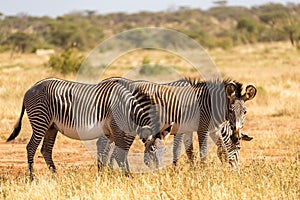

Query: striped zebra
<box><xmin>138</xmin><ymin>78</ymin><xmax>256</xmax><ymax>167</ymax></box>
<box><xmin>216</xmin><ymin>121</ymin><xmax>253</xmax><ymax>168</ymax></box>
<box><xmin>97</xmin><ymin>77</ymin><xmax>256</xmax><ymax>169</ymax></box>
<box><xmin>96</xmin><ymin>79</ymin><xmax>193</xmax><ymax>170</ymax></box>
<box><xmin>145</xmin><ymin>120</ymin><xmax>253</xmax><ymax>168</ymax></box>
<box><xmin>6</xmin><ymin>78</ymin><xmax>161</xmax><ymax>179</ymax></box>
<box><xmin>168</xmin><ymin>79</ymin><xmax>256</xmax><ymax>166</ymax></box>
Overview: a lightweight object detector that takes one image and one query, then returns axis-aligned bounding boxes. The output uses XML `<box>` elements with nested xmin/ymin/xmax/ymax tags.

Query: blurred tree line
<box><xmin>0</xmin><ymin>2</ymin><xmax>300</xmax><ymax>54</ymax></box>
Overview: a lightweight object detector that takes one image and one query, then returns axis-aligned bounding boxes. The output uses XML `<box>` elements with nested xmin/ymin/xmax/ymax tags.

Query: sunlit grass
<box><xmin>0</xmin><ymin>159</ymin><xmax>299</xmax><ymax>199</ymax></box>
<box><xmin>0</xmin><ymin>42</ymin><xmax>299</xmax><ymax>199</ymax></box>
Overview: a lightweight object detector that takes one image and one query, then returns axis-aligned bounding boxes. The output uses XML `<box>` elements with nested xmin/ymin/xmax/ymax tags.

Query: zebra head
<box><xmin>143</xmin><ymin>124</ymin><xmax>173</xmax><ymax>168</ymax></box>
<box><xmin>225</xmin><ymin>82</ymin><xmax>257</xmax><ymax>142</ymax></box>
<box><xmin>143</xmin><ymin>137</ymin><xmax>166</xmax><ymax>168</ymax></box>
<box><xmin>217</xmin><ymin>121</ymin><xmax>253</xmax><ymax>168</ymax></box>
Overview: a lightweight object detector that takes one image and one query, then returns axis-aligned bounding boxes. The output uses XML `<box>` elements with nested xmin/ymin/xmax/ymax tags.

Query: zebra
<box><xmin>216</xmin><ymin>120</ymin><xmax>253</xmax><ymax>168</ymax></box>
<box><xmin>168</xmin><ymin>79</ymin><xmax>256</xmax><ymax>166</ymax></box>
<box><xmin>6</xmin><ymin>77</ymin><xmax>161</xmax><ymax>179</ymax></box>
<box><xmin>133</xmin><ymin>78</ymin><xmax>256</xmax><ymax>166</ymax></box>
<box><xmin>96</xmin><ymin>79</ymin><xmax>193</xmax><ymax>170</ymax></box>
<box><xmin>145</xmin><ymin>120</ymin><xmax>253</xmax><ymax>169</ymax></box>
<box><xmin>99</xmin><ymin>78</ymin><xmax>256</xmax><ymax>169</ymax></box>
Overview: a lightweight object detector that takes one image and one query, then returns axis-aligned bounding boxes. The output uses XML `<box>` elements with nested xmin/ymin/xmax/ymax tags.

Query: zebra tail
<box><xmin>6</xmin><ymin>103</ymin><xmax>25</xmax><ymax>142</ymax></box>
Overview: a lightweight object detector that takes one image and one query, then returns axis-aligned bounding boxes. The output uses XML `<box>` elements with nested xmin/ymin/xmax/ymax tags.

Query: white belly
<box><xmin>54</xmin><ymin>120</ymin><xmax>106</xmax><ymax>140</ymax></box>
<box><xmin>166</xmin><ymin>119</ymin><xmax>199</xmax><ymax>134</ymax></box>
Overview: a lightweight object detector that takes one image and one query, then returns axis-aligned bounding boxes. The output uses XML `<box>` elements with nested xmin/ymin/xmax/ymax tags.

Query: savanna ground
<box><xmin>0</xmin><ymin>42</ymin><xmax>299</xmax><ymax>199</ymax></box>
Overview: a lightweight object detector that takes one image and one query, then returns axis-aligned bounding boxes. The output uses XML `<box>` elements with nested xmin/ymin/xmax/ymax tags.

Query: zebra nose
<box><xmin>230</xmin><ymin>162</ymin><xmax>237</xmax><ymax>169</ymax></box>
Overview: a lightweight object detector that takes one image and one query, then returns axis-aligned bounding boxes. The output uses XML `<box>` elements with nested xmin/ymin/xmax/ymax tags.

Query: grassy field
<box><xmin>0</xmin><ymin>42</ymin><xmax>299</xmax><ymax>199</ymax></box>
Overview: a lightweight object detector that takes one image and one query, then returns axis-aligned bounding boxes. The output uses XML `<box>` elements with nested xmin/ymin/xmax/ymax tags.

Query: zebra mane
<box><xmin>182</xmin><ymin>76</ymin><xmax>205</xmax><ymax>85</ymax></box>
<box><xmin>221</xmin><ymin>78</ymin><xmax>243</xmax><ymax>98</ymax></box>
<box><xmin>231</xmin><ymin>80</ymin><xmax>243</xmax><ymax>98</ymax></box>
<box><xmin>182</xmin><ymin>76</ymin><xmax>244</xmax><ymax>98</ymax></box>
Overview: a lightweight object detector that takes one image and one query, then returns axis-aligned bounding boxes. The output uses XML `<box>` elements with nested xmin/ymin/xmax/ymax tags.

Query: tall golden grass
<box><xmin>0</xmin><ymin>42</ymin><xmax>299</xmax><ymax>199</ymax></box>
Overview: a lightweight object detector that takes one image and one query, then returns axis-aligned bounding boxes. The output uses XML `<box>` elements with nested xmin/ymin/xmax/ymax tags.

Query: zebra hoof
<box><xmin>124</xmin><ymin>172</ymin><xmax>133</xmax><ymax>178</ymax></box>
<box><xmin>28</xmin><ymin>173</ymin><xmax>35</xmax><ymax>183</ymax></box>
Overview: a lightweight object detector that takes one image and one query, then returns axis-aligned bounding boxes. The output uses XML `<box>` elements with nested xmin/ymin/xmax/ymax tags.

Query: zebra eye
<box><xmin>244</xmin><ymin>110</ymin><xmax>247</xmax><ymax>115</ymax></box>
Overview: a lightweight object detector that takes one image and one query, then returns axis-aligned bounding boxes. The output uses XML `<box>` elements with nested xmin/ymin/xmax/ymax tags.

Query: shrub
<box><xmin>48</xmin><ymin>49</ymin><xmax>85</xmax><ymax>74</ymax></box>
<box><xmin>139</xmin><ymin>63</ymin><xmax>173</xmax><ymax>76</ymax></box>
<box><xmin>215</xmin><ymin>37</ymin><xmax>234</xmax><ymax>50</ymax></box>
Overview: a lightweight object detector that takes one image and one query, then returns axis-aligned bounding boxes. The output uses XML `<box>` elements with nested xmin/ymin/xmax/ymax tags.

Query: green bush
<box><xmin>0</xmin><ymin>45</ymin><xmax>10</xmax><ymax>53</ymax></box>
<box><xmin>139</xmin><ymin>63</ymin><xmax>173</xmax><ymax>76</ymax></box>
<box><xmin>48</xmin><ymin>49</ymin><xmax>85</xmax><ymax>74</ymax></box>
<box><xmin>215</xmin><ymin>37</ymin><xmax>234</xmax><ymax>50</ymax></box>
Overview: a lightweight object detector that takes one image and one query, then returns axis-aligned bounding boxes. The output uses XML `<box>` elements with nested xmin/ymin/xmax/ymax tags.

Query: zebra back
<box><xmin>21</xmin><ymin>78</ymin><xmax>159</xmax><ymax>141</ymax></box>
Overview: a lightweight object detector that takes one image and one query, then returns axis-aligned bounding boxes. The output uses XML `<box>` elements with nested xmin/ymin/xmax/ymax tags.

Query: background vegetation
<box><xmin>0</xmin><ymin>3</ymin><xmax>300</xmax><ymax>54</ymax></box>
<box><xmin>1</xmin><ymin>3</ymin><xmax>300</xmax><ymax>74</ymax></box>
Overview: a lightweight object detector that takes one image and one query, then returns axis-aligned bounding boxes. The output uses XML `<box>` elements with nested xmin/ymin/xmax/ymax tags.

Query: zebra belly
<box><xmin>167</xmin><ymin>120</ymin><xmax>199</xmax><ymax>134</ymax></box>
<box><xmin>54</xmin><ymin>120</ymin><xmax>107</xmax><ymax>140</ymax></box>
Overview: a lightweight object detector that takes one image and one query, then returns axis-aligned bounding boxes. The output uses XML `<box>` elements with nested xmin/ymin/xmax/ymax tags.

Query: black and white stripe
<box><xmin>6</xmin><ymin>78</ymin><xmax>159</xmax><ymax>178</ymax></box>
<box><xmin>97</xmin><ymin>77</ymin><xmax>256</xmax><ymax>169</ymax></box>
<box><xmin>138</xmin><ymin>77</ymin><xmax>256</xmax><ymax>167</ymax></box>
<box><xmin>217</xmin><ymin>121</ymin><xmax>241</xmax><ymax>168</ymax></box>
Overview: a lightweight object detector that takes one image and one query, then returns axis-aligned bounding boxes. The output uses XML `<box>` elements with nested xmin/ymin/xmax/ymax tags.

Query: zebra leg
<box><xmin>197</xmin><ymin>126</ymin><xmax>209</xmax><ymax>163</ymax></box>
<box><xmin>113</xmin><ymin>131</ymin><xmax>135</xmax><ymax>173</ymax></box>
<box><xmin>108</xmin><ymin>146</ymin><xmax>115</xmax><ymax>168</ymax></box>
<box><xmin>173</xmin><ymin>134</ymin><xmax>183</xmax><ymax>166</ymax></box>
<box><xmin>26</xmin><ymin>132</ymin><xmax>45</xmax><ymax>181</ymax></box>
<box><xmin>183</xmin><ymin>132</ymin><xmax>195</xmax><ymax>164</ymax></box>
<box><xmin>111</xmin><ymin>145</ymin><xmax>129</xmax><ymax>172</ymax></box>
<box><xmin>96</xmin><ymin>135</ymin><xmax>111</xmax><ymax>172</ymax></box>
<box><xmin>217</xmin><ymin>143</ymin><xmax>226</xmax><ymax>164</ymax></box>
<box><xmin>40</xmin><ymin>126</ymin><xmax>58</xmax><ymax>174</ymax></box>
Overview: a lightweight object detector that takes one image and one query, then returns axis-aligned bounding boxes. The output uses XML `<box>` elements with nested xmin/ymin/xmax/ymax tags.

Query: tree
<box><xmin>47</xmin><ymin>15</ymin><xmax>104</xmax><ymax>50</ymax></box>
<box><xmin>257</xmin><ymin>3</ymin><xmax>289</xmax><ymax>41</ymax></box>
<box><xmin>237</xmin><ymin>18</ymin><xmax>259</xmax><ymax>43</ymax></box>
<box><xmin>213</xmin><ymin>0</ymin><xmax>227</xmax><ymax>7</ymax></box>
<box><xmin>85</xmin><ymin>10</ymin><xmax>96</xmax><ymax>18</ymax></box>
<box><xmin>3</xmin><ymin>32</ymin><xmax>33</xmax><ymax>57</ymax></box>
<box><xmin>47</xmin><ymin>20</ymin><xmax>78</xmax><ymax>50</ymax></box>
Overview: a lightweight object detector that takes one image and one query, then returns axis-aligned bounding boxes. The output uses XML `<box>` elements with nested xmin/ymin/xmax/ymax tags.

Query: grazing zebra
<box><xmin>144</xmin><ymin>120</ymin><xmax>251</xmax><ymax>168</ymax></box>
<box><xmin>96</xmin><ymin>79</ymin><xmax>195</xmax><ymax>170</ymax></box>
<box><xmin>97</xmin><ymin>77</ymin><xmax>256</xmax><ymax>169</ymax></box>
<box><xmin>136</xmin><ymin>78</ymin><xmax>256</xmax><ymax>166</ymax></box>
<box><xmin>216</xmin><ymin>121</ymin><xmax>253</xmax><ymax>168</ymax></box>
<box><xmin>6</xmin><ymin>78</ymin><xmax>161</xmax><ymax>179</ymax></box>
<box><xmin>169</xmin><ymin>79</ymin><xmax>256</xmax><ymax>166</ymax></box>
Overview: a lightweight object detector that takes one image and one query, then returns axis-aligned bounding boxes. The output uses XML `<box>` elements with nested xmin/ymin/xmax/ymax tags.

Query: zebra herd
<box><xmin>7</xmin><ymin>76</ymin><xmax>256</xmax><ymax>179</ymax></box>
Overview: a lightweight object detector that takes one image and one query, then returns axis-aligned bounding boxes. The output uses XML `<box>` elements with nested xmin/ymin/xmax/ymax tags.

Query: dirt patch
<box><xmin>1</xmin><ymin>115</ymin><xmax>299</xmax><ymax>177</ymax></box>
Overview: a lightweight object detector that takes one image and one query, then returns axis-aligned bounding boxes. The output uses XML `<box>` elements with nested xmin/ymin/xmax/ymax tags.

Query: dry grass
<box><xmin>0</xmin><ymin>161</ymin><xmax>298</xmax><ymax>200</ymax></box>
<box><xmin>0</xmin><ymin>42</ymin><xmax>299</xmax><ymax>199</ymax></box>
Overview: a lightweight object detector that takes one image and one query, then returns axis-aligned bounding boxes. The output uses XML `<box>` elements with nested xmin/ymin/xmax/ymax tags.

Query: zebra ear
<box><xmin>160</xmin><ymin>131</ymin><xmax>170</xmax><ymax>139</ymax></box>
<box><xmin>160</xmin><ymin>122</ymin><xmax>175</xmax><ymax>139</ymax></box>
<box><xmin>241</xmin><ymin>133</ymin><xmax>253</xmax><ymax>141</ymax></box>
<box><xmin>225</xmin><ymin>82</ymin><xmax>236</xmax><ymax>99</ymax></box>
<box><xmin>164</xmin><ymin>124</ymin><xmax>172</xmax><ymax>133</ymax></box>
<box><xmin>160</xmin><ymin>126</ymin><xmax>171</xmax><ymax>139</ymax></box>
<box><xmin>243</xmin><ymin>85</ymin><xmax>257</xmax><ymax>101</ymax></box>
